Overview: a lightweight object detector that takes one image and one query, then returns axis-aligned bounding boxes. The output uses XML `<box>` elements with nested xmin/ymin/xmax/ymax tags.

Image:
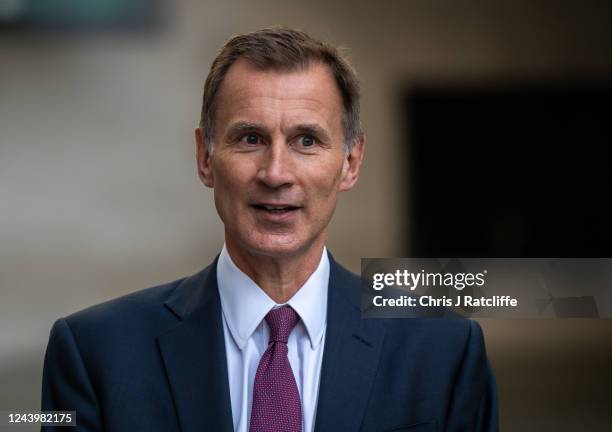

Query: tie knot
<box><xmin>265</xmin><ymin>306</ymin><xmax>300</xmax><ymax>344</ymax></box>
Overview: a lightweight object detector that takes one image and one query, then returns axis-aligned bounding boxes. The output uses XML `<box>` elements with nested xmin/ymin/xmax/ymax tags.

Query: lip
<box><xmin>249</xmin><ymin>203</ymin><xmax>301</xmax><ymax>223</ymax></box>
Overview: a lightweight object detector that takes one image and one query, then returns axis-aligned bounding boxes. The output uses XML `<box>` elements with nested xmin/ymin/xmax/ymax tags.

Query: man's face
<box><xmin>196</xmin><ymin>59</ymin><xmax>364</xmax><ymax>259</ymax></box>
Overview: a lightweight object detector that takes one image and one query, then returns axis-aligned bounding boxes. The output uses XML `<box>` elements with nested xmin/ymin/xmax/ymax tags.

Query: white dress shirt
<box><xmin>216</xmin><ymin>245</ymin><xmax>329</xmax><ymax>432</ymax></box>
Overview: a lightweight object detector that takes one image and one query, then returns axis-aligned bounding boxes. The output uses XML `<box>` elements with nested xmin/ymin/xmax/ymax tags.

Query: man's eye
<box><xmin>298</xmin><ymin>135</ymin><xmax>316</xmax><ymax>148</ymax></box>
<box><xmin>241</xmin><ymin>134</ymin><xmax>261</xmax><ymax>145</ymax></box>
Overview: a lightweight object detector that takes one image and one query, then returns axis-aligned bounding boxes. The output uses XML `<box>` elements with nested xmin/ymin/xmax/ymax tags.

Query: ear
<box><xmin>195</xmin><ymin>127</ymin><xmax>214</xmax><ymax>188</ymax></box>
<box><xmin>339</xmin><ymin>133</ymin><xmax>365</xmax><ymax>192</ymax></box>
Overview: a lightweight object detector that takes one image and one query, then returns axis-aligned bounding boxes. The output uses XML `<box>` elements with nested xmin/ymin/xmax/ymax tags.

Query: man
<box><xmin>42</xmin><ymin>28</ymin><xmax>498</xmax><ymax>431</ymax></box>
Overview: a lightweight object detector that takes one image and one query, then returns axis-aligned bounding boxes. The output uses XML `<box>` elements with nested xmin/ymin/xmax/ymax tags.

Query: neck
<box><xmin>225</xmin><ymin>237</ymin><xmax>326</xmax><ymax>304</ymax></box>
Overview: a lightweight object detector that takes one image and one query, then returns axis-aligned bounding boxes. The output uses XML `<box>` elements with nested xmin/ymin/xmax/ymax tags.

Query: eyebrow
<box><xmin>224</xmin><ymin>121</ymin><xmax>332</xmax><ymax>144</ymax></box>
<box><xmin>225</xmin><ymin>121</ymin><xmax>267</xmax><ymax>138</ymax></box>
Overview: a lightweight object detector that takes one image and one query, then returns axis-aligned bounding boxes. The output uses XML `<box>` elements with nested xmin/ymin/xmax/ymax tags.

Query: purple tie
<box><xmin>249</xmin><ymin>306</ymin><xmax>302</xmax><ymax>432</ymax></box>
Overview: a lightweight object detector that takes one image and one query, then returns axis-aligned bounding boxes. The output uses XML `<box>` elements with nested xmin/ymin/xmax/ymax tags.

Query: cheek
<box><xmin>213</xmin><ymin>157</ymin><xmax>255</xmax><ymax>196</ymax></box>
<box><xmin>307</xmin><ymin>164</ymin><xmax>344</xmax><ymax>204</ymax></box>
<box><xmin>213</xmin><ymin>172</ymin><xmax>248</xmax><ymax>213</ymax></box>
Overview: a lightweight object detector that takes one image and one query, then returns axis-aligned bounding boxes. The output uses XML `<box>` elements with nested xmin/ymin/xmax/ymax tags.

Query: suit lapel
<box><xmin>157</xmin><ymin>259</ymin><xmax>234</xmax><ymax>432</ymax></box>
<box><xmin>314</xmin><ymin>255</ymin><xmax>387</xmax><ymax>432</ymax></box>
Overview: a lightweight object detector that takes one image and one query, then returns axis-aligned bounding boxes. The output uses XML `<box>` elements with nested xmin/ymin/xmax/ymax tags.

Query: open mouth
<box><xmin>251</xmin><ymin>204</ymin><xmax>300</xmax><ymax>214</ymax></box>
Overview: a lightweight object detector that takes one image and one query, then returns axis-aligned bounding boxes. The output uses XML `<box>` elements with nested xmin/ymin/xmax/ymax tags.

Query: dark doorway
<box><xmin>408</xmin><ymin>82</ymin><xmax>612</xmax><ymax>257</ymax></box>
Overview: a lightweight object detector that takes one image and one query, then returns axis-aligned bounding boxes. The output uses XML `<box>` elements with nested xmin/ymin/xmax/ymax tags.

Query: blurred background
<box><xmin>1</xmin><ymin>0</ymin><xmax>611</xmax><ymax>430</ymax></box>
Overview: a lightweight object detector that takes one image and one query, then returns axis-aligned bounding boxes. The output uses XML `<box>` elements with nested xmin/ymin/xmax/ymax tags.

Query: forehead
<box><xmin>213</xmin><ymin>58</ymin><xmax>343</xmax><ymax>132</ymax></box>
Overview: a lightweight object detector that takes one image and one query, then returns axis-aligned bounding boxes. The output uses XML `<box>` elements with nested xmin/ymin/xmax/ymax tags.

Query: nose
<box><xmin>255</xmin><ymin>141</ymin><xmax>296</xmax><ymax>189</ymax></box>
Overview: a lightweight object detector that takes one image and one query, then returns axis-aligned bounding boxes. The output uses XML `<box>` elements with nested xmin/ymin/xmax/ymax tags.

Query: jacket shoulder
<box><xmin>65</xmin><ymin>278</ymin><xmax>185</xmax><ymax>327</ymax></box>
<box><xmin>55</xmin><ymin>275</ymin><xmax>198</xmax><ymax>354</ymax></box>
<box><xmin>330</xmin><ymin>257</ymin><xmax>479</xmax><ymax>348</ymax></box>
<box><xmin>331</xmin><ymin>258</ymin><xmax>473</xmax><ymax>324</ymax></box>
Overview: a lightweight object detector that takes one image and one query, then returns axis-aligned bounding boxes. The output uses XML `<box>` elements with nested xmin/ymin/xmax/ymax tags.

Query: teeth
<box><xmin>263</xmin><ymin>205</ymin><xmax>288</xmax><ymax>210</ymax></box>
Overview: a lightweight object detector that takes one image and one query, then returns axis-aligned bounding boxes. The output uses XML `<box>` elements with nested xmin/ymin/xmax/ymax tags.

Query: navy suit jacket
<box><xmin>42</xmin><ymin>254</ymin><xmax>498</xmax><ymax>431</ymax></box>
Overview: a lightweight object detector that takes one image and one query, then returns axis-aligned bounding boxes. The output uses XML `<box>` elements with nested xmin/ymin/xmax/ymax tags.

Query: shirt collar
<box><xmin>217</xmin><ymin>244</ymin><xmax>328</xmax><ymax>351</ymax></box>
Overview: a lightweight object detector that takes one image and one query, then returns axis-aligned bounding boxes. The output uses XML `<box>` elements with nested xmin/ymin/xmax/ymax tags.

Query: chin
<box><xmin>241</xmin><ymin>233</ymin><xmax>311</xmax><ymax>258</ymax></box>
